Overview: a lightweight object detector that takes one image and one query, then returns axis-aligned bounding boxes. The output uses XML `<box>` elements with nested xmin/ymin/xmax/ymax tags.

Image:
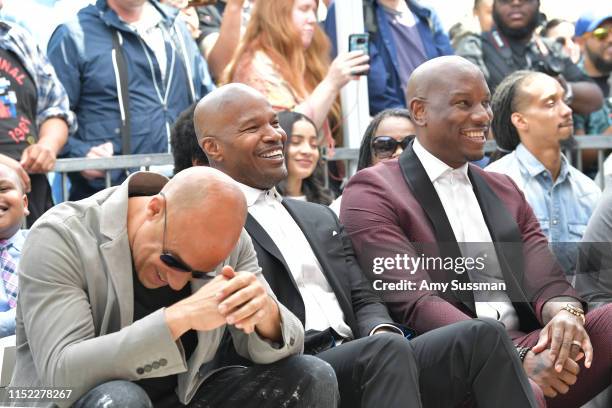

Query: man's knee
<box><xmin>285</xmin><ymin>355</ymin><xmax>337</xmax><ymax>386</ymax></box>
<box><xmin>74</xmin><ymin>380</ymin><xmax>153</xmax><ymax>408</ymax></box>
<box><xmin>462</xmin><ymin>318</ymin><xmax>509</xmax><ymax>346</ymax></box>
<box><xmin>282</xmin><ymin>355</ymin><xmax>339</xmax><ymax>405</ymax></box>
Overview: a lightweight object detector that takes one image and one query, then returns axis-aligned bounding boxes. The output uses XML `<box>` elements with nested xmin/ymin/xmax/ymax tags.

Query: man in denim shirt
<box><xmin>486</xmin><ymin>71</ymin><xmax>601</xmax><ymax>274</ymax></box>
<box><xmin>0</xmin><ymin>163</ymin><xmax>28</xmax><ymax>337</ymax></box>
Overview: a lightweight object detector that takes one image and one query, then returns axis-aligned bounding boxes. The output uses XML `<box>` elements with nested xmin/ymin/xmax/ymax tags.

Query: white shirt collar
<box><xmin>234</xmin><ymin>182</ymin><xmax>282</xmax><ymax>207</ymax></box>
<box><xmin>413</xmin><ymin>138</ymin><xmax>469</xmax><ymax>183</ymax></box>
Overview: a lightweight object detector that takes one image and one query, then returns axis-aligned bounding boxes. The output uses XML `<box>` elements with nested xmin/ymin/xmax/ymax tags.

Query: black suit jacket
<box><xmin>245</xmin><ymin>198</ymin><xmax>401</xmax><ymax>351</ymax></box>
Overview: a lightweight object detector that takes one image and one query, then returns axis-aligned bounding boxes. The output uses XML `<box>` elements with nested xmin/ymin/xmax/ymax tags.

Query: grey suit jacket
<box><xmin>9</xmin><ymin>172</ymin><xmax>304</xmax><ymax>407</ymax></box>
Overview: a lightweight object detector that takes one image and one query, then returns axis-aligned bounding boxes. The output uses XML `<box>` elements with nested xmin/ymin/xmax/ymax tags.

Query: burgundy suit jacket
<box><xmin>340</xmin><ymin>142</ymin><xmax>580</xmax><ymax>337</ymax></box>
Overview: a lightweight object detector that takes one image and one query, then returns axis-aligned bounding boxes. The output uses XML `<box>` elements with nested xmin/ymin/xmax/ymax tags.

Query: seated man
<box><xmin>9</xmin><ymin>167</ymin><xmax>338</xmax><ymax>407</ymax></box>
<box><xmin>192</xmin><ymin>83</ymin><xmax>540</xmax><ymax>408</ymax></box>
<box><xmin>0</xmin><ymin>163</ymin><xmax>28</xmax><ymax>338</ymax></box>
<box><xmin>486</xmin><ymin>70</ymin><xmax>601</xmax><ymax>274</ymax></box>
<box><xmin>341</xmin><ymin>56</ymin><xmax>612</xmax><ymax>408</ymax></box>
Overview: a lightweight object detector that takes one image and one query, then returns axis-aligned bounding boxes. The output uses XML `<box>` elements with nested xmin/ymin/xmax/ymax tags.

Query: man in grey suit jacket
<box><xmin>8</xmin><ymin>167</ymin><xmax>338</xmax><ymax>407</ymax></box>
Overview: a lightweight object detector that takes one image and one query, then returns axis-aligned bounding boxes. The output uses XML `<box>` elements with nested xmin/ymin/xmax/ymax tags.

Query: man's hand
<box><xmin>81</xmin><ymin>142</ymin><xmax>113</xmax><ymax>180</ymax></box>
<box><xmin>532</xmin><ymin>310</ymin><xmax>593</xmax><ymax>372</ymax></box>
<box><xmin>20</xmin><ymin>144</ymin><xmax>57</xmax><ymax>173</ymax></box>
<box><xmin>0</xmin><ymin>154</ymin><xmax>31</xmax><ymax>192</ymax></box>
<box><xmin>217</xmin><ymin>266</ymin><xmax>281</xmax><ymax>341</ymax></box>
<box><xmin>165</xmin><ymin>272</ymin><xmax>232</xmax><ymax>340</ymax></box>
<box><xmin>523</xmin><ymin>349</ymin><xmax>579</xmax><ymax>398</ymax></box>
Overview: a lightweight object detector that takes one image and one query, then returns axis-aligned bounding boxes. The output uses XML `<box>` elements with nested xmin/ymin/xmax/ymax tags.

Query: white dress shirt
<box><xmin>236</xmin><ymin>183</ymin><xmax>353</xmax><ymax>339</ymax></box>
<box><xmin>413</xmin><ymin>139</ymin><xmax>519</xmax><ymax>330</ymax></box>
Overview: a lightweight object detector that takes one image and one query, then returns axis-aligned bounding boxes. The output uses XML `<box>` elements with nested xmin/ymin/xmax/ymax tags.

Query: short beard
<box><xmin>493</xmin><ymin>7</ymin><xmax>540</xmax><ymax>40</ymax></box>
<box><xmin>559</xmin><ymin>134</ymin><xmax>577</xmax><ymax>150</ymax></box>
<box><xmin>585</xmin><ymin>45</ymin><xmax>612</xmax><ymax>75</ymax></box>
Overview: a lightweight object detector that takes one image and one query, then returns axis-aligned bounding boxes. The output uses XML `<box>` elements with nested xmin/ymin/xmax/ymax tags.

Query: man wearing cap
<box><xmin>573</xmin><ymin>9</ymin><xmax>612</xmax><ymax>171</ymax></box>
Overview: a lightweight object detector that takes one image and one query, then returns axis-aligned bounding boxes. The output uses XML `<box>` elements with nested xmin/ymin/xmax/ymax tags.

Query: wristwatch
<box><xmin>561</xmin><ymin>303</ymin><xmax>585</xmax><ymax>324</ymax></box>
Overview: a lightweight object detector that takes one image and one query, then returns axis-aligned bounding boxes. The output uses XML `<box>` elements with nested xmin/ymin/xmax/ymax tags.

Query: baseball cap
<box><xmin>575</xmin><ymin>9</ymin><xmax>612</xmax><ymax>37</ymax></box>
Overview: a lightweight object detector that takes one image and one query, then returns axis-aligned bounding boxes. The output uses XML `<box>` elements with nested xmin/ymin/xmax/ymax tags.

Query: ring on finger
<box><xmin>571</xmin><ymin>340</ymin><xmax>582</xmax><ymax>348</ymax></box>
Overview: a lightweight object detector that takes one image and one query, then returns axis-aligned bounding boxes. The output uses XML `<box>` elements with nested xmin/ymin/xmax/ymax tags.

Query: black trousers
<box><xmin>316</xmin><ymin>319</ymin><xmax>537</xmax><ymax>408</ymax></box>
<box><xmin>74</xmin><ymin>355</ymin><xmax>338</xmax><ymax>408</ymax></box>
<box><xmin>25</xmin><ymin>174</ymin><xmax>53</xmax><ymax>227</ymax></box>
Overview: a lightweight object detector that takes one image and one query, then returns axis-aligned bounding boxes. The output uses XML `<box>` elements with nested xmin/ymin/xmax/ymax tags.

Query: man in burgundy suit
<box><xmin>341</xmin><ymin>56</ymin><xmax>611</xmax><ymax>408</ymax></box>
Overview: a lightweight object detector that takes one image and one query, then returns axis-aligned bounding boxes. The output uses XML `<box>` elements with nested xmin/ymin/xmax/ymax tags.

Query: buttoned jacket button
<box><xmin>144</xmin><ymin>364</ymin><xmax>152</xmax><ymax>373</ymax></box>
<box><xmin>289</xmin><ymin>337</ymin><xmax>295</xmax><ymax>346</ymax></box>
<box><xmin>159</xmin><ymin>358</ymin><xmax>168</xmax><ymax>366</ymax></box>
<box><xmin>136</xmin><ymin>367</ymin><xmax>144</xmax><ymax>375</ymax></box>
<box><xmin>152</xmin><ymin>361</ymin><xmax>160</xmax><ymax>369</ymax></box>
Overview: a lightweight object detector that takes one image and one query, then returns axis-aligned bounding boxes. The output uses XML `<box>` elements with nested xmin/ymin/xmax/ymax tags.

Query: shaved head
<box><xmin>193</xmin><ymin>83</ymin><xmax>288</xmax><ymax>190</ymax></box>
<box><xmin>0</xmin><ymin>163</ymin><xmax>25</xmax><ymax>194</ymax></box>
<box><xmin>194</xmin><ymin>83</ymin><xmax>267</xmax><ymax>145</ymax></box>
<box><xmin>128</xmin><ymin>166</ymin><xmax>248</xmax><ymax>290</ymax></box>
<box><xmin>405</xmin><ymin>56</ymin><xmax>492</xmax><ymax>168</ymax></box>
<box><xmin>406</xmin><ymin>56</ymin><xmax>485</xmax><ymax>110</ymax></box>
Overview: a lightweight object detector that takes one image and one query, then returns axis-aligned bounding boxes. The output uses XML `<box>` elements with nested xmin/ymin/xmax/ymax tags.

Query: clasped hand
<box><xmin>524</xmin><ymin>310</ymin><xmax>592</xmax><ymax>398</ymax></box>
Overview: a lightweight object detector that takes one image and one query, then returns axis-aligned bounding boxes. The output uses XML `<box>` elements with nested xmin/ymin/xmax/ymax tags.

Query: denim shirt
<box><xmin>486</xmin><ymin>144</ymin><xmax>601</xmax><ymax>273</ymax></box>
<box><xmin>0</xmin><ymin>229</ymin><xmax>27</xmax><ymax>337</ymax></box>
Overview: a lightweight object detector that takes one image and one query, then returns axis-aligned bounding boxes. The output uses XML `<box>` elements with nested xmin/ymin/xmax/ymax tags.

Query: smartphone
<box><xmin>348</xmin><ymin>33</ymin><xmax>370</xmax><ymax>55</ymax></box>
<box><xmin>348</xmin><ymin>33</ymin><xmax>370</xmax><ymax>76</ymax></box>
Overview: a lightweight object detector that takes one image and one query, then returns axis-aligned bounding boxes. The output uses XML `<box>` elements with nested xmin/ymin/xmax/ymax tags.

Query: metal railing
<box><xmin>51</xmin><ymin>135</ymin><xmax>612</xmax><ymax>200</ymax></box>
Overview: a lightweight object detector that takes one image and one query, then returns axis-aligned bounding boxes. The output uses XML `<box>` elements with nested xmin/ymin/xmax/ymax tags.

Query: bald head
<box><xmin>162</xmin><ymin>166</ymin><xmax>246</xmax><ymax>223</ymax></box>
<box><xmin>194</xmin><ymin>83</ymin><xmax>268</xmax><ymax>145</ymax></box>
<box><xmin>406</xmin><ymin>56</ymin><xmax>485</xmax><ymax>107</ymax></box>
<box><xmin>0</xmin><ymin>163</ymin><xmax>25</xmax><ymax>194</ymax></box>
<box><xmin>404</xmin><ymin>56</ymin><xmax>492</xmax><ymax>168</ymax></box>
<box><xmin>192</xmin><ymin>83</ymin><xmax>288</xmax><ymax>189</ymax></box>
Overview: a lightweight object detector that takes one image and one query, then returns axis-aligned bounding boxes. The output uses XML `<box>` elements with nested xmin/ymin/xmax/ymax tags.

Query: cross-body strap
<box><xmin>111</xmin><ymin>29</ymin><xmax>131</xmax><ymax>155</ymax></box>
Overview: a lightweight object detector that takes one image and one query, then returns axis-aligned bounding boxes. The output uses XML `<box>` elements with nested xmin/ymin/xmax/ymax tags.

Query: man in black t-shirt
<box><xmin>456</xmin><ymin>0</ymin><xmax>603</xmax><ymax>116</ymax></box>
<box><xmin>0</xmin><ymin>18</ymin><xmax>74</xmax><ymax>226</ymax></box>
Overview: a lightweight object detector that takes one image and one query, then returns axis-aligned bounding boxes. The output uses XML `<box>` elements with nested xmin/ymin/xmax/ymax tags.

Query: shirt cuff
<box><xmin>369</xmin><ymin>323</ymin><xmax>404</xmax><ymax>336</ymax></box>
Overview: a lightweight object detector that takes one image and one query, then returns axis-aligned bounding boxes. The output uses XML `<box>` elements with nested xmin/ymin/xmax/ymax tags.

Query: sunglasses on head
<box><xmin>159</xmin><ymin>192</ymin><xmax>214</xmax><ymax>280</ymax></box>
<box><xmin>592</xmin><ymin>27</ymin><xmax>611</xmax><ymax>41</ymax></box>
<box><xmin>371</xmin><ymin>136</ymin><xmax>414</xmax><ymax>159</ymax></box>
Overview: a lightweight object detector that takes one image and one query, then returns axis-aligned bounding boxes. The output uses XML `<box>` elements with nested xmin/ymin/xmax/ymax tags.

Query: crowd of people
<box><xmin>0</xmin><ymin>0</ymin><xmax>611</xmax><ymax>407</ymax></box>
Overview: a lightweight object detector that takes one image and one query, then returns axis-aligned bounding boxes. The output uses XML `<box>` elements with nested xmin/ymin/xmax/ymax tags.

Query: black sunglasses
<box><xmin>371</xmin><ymin>135</ymin><xmax>414</xmax><ymax>158</ymax></box>
<box><xmin>159</xmin><ymin>192</ymin><xmax>214</xmax><ymax>280</ymax></box>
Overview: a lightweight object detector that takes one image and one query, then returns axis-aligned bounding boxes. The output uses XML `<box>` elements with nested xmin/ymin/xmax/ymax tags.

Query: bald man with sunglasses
<box><xmin>9</xmin><ymin>167</ymin><xmax>339</xmax><ymax>408</ymax></box>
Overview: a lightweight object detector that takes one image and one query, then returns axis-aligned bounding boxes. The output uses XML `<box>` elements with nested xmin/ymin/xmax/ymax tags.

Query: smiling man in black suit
<box><xmin>190</xmin><ymin>83</ymin><xmax>539</xmax><ymax>408</ymax></box>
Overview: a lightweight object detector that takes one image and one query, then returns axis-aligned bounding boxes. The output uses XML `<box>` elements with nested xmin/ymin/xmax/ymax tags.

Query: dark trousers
<box><xmin>74</xmin><ymin>355</ymin><xmax>338</xmax><ymax>408</ymax></box>
<box><xmin>25</xmin><ymin>174</ymin><xmax>53</xmax><ymax>227</ymax></box>
<box><xmin>514</xmin><ymin>303</ymin><xmax>612</xmax><ymax>408</ymax></box>
<box><xmin>316</xmin><ymin>318</ymin><xmax>537</xmax><ymax>408</ymax></box>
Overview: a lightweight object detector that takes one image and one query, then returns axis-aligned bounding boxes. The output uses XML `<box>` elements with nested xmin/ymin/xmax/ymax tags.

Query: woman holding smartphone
<box><xmin>224</xmin><ymin>0</ymin><xmax>369</xmax><ymax>147</ymax></box>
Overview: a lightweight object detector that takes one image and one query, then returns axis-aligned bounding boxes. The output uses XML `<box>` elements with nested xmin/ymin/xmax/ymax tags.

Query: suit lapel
<box><xmin>468</xmin><ymin>169</ymin><xmax>533</xmax><ymax>308</ymax></box>
<box><xmin>245</xmin><ymin>213</ymin><xmax>292</xmax><ymax>277</ymax></box>
<box><xmin>398</xmin><ymin>142</ymin><xmax>475</xmax><ymax>314</ymax></box>
<box><xmin>245</xmin><ymin>213</ymin><xmax>306</xmax><ymax>324</ymax></box>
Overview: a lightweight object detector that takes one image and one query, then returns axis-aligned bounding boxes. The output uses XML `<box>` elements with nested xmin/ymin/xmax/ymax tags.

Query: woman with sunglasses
<box><xmin>330</xmin><ymin>108</ymin><xmax>415</xmax><ymax>214</ymax></box>
<box><xmin>276</xmin><ymin>111</ymin><xmax>333</xmax><ymax>205</ymax></box>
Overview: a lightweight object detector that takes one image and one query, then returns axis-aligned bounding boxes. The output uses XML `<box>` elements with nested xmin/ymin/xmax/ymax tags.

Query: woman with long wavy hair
<box><xmin>224</xmin><ymin>0</ymin><xmax>368</xmax><ymax>148</ymax></box>
<box><xmin>276</xmin><ymin>111</ymin><xmax>333</xmax><ymax>205</ymax></box>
